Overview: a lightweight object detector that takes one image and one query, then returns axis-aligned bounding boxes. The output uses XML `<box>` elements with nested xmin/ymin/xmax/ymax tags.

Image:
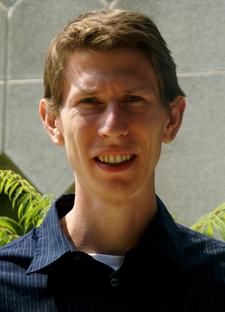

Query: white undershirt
<box><xmin>89</xmin><ymin>253</ymin><xmax>124</xmax><ymax>271</ymax></box>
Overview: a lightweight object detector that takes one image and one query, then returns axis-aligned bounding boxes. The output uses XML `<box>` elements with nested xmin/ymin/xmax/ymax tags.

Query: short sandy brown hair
<box><xmin>43</xmin><ymin>9</ymin><xmax>185</xmax><ymax>112</ymax></box>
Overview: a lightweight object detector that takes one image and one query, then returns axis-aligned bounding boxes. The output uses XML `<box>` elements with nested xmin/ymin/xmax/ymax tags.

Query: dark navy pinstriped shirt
<box><xmin>1</xmin><ymin>194</ymin><xmax>225</xmax><ymax>311</ymax></box>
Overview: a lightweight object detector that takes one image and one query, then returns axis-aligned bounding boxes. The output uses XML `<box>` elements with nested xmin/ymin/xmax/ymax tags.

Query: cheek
<box><xmin>65</xmin><ymin>115</ymin><xmax>88</xmax><ymax>139</ymax></box>
<box><xmin>64</xmin><ymin>119</ymin><xmax>94</xmax><ymax>157</ymax></box>
<box><xmin>140</xmin><ymin>122</ymin><xmax>166</xmax><ymax>157</ymax></box>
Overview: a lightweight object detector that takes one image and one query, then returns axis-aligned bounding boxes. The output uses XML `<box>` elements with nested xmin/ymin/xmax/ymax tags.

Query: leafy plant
<box><xmin>0</xmin><ymin>170</ymin><xmax>52</xmax><ymax>246</ymax></box>
<box><xmin>191</xmin><ymin>202</ymin><xmax>225</xmax><ymax>241</ymax></box>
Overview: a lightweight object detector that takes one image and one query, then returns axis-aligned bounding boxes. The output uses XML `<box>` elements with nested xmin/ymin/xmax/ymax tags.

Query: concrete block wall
<box><xmin>0</xmin><ymin>0</ymin><xmax>225</xmax><ymax>225</ymax></box>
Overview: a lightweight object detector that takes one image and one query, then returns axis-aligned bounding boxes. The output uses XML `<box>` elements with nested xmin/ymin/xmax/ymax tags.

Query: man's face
<box><xmin>52</xmin><ymin>49</ymin><xmax>181</xmax><ymax>201</ymax></box>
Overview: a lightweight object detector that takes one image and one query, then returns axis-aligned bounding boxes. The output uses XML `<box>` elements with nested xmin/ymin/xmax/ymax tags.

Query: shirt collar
<box><xmin>26</xmin><ymin>195</ymin><xmax>75</xmax><ymax>274</ymax></box>
<box><xmin>27</xmin><ymin>194</ymin><xmax>187</xmax><ymax>274</ymax></box>
<box><xmin>143</xmin><ymin>196</ymin><xmax>188</xmax><ymax>270</ymax></box>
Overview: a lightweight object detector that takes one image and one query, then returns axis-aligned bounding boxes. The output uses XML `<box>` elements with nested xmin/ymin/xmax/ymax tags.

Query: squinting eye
<box><xmin>80</xmin><ymin>97</ymin><xmax>98</xmax><ymax>104</ymax></box>
<box><xmin>122</xmin><ymin>95</ymin><xmax>148</xmax><ymax>112</ymax></box>
<box><xmin>124</xmin><ymin>95</ymin><xmax>142</xmax><ymax>102</ymax></box>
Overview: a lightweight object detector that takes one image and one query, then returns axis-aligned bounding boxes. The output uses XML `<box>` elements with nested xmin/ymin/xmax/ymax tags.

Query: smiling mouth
<box><xmin>95</xmin><ymin>154</ymin><xmax>136</xmax><ymax>166</ymax></box>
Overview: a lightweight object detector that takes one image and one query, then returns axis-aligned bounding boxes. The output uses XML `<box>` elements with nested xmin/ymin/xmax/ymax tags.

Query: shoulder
<box><xmin>176</xmin><ymin>223</ymin><xmax>225</xmax><ymax>272</ymax></box>
<box><xmin>157</xmin><ymin>196</ymin><xmax>225</xmax><ymax>263</ymax></box>
<box><xmin>177</xmin><ymin>222</ymin><xmax>225</xmax><ymax>252</ymax></box>
<box><xmin>156</xmin><ymin>196</ymin><xmax>225</xmax><ymax>276</ymax></box>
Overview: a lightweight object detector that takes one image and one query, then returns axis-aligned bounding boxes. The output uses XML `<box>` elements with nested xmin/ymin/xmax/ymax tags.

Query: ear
<box><xmin>39</xmin><ymin>98</ymin><xmax>64</xmax><ymax>146</ymax></box>
<box><xmin>162</xmin><ymin>96</ymin><xmax>186</xmax><ymax>144</ymax></box>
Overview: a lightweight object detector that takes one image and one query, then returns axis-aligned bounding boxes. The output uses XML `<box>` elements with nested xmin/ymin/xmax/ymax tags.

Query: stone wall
<box><xmin>0</xmin><ymin>0</ymin><xmax>225</xmax><ymax>225</ymax></box>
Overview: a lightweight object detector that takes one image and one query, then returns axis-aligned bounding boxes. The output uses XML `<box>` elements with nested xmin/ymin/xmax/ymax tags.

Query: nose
<box><xmin>97</xmin><ymin>102</ymin><xmax>129</xmax><ymax>139</ymax></box>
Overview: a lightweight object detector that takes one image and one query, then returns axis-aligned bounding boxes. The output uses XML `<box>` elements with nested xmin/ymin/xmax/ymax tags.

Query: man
<box><xmin>0</xmin><ymin>8</ymin><xmax>225</xmax><ymax>311</ymax></box>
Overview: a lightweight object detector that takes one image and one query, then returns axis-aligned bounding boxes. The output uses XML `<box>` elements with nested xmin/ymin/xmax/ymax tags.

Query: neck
<box><xmin>61</xmin><ymin>185</ymin><xmax>157</xmax><ymax>255</ymax></box>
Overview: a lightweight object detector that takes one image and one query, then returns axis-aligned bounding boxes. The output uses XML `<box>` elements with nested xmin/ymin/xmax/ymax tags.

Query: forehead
<box><xmin>63</xmin><ymin>49</ymin><xmax>160</xmax><ymax>95</ymax></box>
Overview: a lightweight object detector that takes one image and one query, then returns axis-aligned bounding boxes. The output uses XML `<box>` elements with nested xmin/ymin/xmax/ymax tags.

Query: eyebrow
<box><xmin>76</xmin><ymin>85</ymin><xmax>149</xmax><ymax>96</ymax></box>
<box><xmin>78</xmin><ymin>88</ymin><xmax>99</xmax><ymax>96</ymax></box>
<box><xmin>67</xmin><ymin>72</ymin><xmax>155</xmax><ymax>102</ymax></box>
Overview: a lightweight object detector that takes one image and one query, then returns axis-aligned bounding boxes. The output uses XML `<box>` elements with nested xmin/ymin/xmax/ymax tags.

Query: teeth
<box><xmin>97</xmin><ymin>154</ymin><xmax>133</xmax><ymax>164</ymax></box>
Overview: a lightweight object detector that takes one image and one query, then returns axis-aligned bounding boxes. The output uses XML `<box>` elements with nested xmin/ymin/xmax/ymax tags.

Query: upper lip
<box><xmin>93</xmin><ymin>147</ymin><xmax>137</xmax><ymax>158</ymax></box>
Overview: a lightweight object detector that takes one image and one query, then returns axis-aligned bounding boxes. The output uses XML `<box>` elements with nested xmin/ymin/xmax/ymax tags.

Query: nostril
<box><xmin>98</xmin><ymin>124</ymin><xmax>129</xmax><ymax>138</ymax></box>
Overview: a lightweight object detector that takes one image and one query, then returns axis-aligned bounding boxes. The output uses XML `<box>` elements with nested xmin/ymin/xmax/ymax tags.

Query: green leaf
<box><xmin>8</xmin><ymin>181</ymin><xmax>20</xmax><ymax>200</ymax></box>
<box><xmin>0</xmin><ymin>231</ymin><xmax>18</xmax><ymax>246</ymax></box>
<box><xmin>0</xmin><ymin>216</ymin><xmax>24</xmax><ymax>236</ymax></box>
<box><xmin>4</xmin><ymin>179</ymin><xmax>17</xmax><ymax>194</ymax></box>
<box><xmin>204</xmin><ymin>222</ymin><xmax>214</xmax><ymax>237</ymax></box>
<box><xmin>213</xmin><ymin>216</ymin><xmax>225</xmax><ymax>241</ymax></box>
<box><xmin>0</xmin><ymin>170</ymin><xmax>52</xmax><ymax>246</ymax></box>
<box><xmin>18</xmin><ymin>194</ymin><xmax>32</xmax><ymax>220</ymax></box>
<box><xmin>191</xmin><ymin>203</ymin><xmax>225</xmax><ymax>241</ymax></box>
<box><xmin>11</xmin><ymin>185</ymin><xmax>26</xmax><ymax>209</ymax></box>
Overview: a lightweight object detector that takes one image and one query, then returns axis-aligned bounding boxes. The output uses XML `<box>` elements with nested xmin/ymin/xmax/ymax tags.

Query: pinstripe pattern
<box><xmin>0</xmin><ymin>194</ymin><xmax>225</xmax><ymax>311</ymax></box>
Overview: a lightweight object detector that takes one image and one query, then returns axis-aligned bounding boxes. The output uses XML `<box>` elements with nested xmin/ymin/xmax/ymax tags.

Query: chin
<box><xmin>100</xmin><ymin>180</ymin><xmax>140</xmax><ymax>197</ymax></box>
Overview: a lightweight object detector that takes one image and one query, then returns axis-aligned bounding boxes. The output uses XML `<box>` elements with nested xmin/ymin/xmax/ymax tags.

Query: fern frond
<box><xmin>0</xmin><ymin>170</ymin><xmax>53</xmax><ymax>240</ymax></box>
<box><xmin>0</xmin><ymin>216</ymin><xmax>24</xmax><ymax>236</ymax></box>
<box><xmin>191</xmin><ymin>203</ymin><xmax>225</xmax><ymax>240</ymax></box>
<box><xmin>0</xmin><ymin>231</ymin><xmax>19</xmax><ymax>246</ymax></box>
<box><xmin>20</xmin><ymin>195</ymin><xmax>52</xmax><ymax>232</ymax></box>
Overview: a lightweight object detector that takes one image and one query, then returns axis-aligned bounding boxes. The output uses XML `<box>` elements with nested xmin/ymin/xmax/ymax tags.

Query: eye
<box><xmin>80</xmin><ymin>97</ymin><xmax>98</xmax><ymax>104</ymax></box>
<box><xmin>123</xmin><ymin>95</ymin><xmax>143</xmax><ymax>103</ymax></box>
<box><xmin>76</xmin><ymin>97</ymin><xmax>104</xmax><ymax>114</ymax></box>
<box><xmin>122</xmin><ymin>94</ymin><xmax>148</xmax><ymax>112</ymax></box>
